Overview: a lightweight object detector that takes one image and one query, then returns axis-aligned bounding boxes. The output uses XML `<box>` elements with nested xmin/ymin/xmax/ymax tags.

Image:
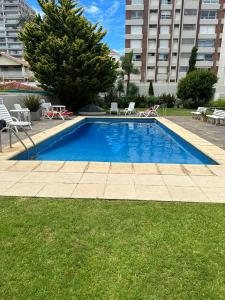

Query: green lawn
<box><xmin>136</xmin><ymin>108</ymin><xmax>192</xmax><ymax>116</ymax></box>
<box><xmin>1</xmin><ymin>198</ymin><xmax>225</xmax><ymax>299</ymax></box>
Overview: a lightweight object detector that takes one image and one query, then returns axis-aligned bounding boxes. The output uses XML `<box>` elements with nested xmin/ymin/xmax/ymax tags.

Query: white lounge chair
<box><xmin>206</xmin><ymin>109</ymin><xmax>225</xmax><ymax>125</ymax></box>
<box><xmin>121</xmin><ymin>102</ymin><xmax>136</xmax><ymax>115</ymax></box>
<box><xmin>0</xmin><ymin>104</ymin><xmax>31</xmax><ymax>132</ymax></box>
<box><xmin>192</xmin><ymin>107</ymin><xmax>207</xmax><ymax>119</ymax></box>
<box><xmin>110</xmin><ymin>102</ymin><xmax>119</xmax><ymax>115</ymax></box>
<box><xmin>139</xmin><ymin>105</ymin><xmax>160</xmax><ymax>117</ymax></box>
<box><xmin>14</xmin><ymin>104</ymin><xmax>31</xmax><ymax>123</ymax></box>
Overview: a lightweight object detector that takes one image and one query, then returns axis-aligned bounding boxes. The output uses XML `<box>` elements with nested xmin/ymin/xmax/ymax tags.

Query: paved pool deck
<box><xmin>0</xmin><ymin>116</ymin><xmax>225</xmax><ymax>203</ymax></box>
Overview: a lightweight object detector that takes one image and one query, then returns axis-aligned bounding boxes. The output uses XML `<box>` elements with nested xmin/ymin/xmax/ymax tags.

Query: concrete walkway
<box><xmin>167</xmin><ymin>116</ymin><xmax>225</xmax><ymax>150</ymax></box>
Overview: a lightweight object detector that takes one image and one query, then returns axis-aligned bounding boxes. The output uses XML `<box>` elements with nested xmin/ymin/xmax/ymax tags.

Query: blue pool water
<box><xmin>14</xmin><ymin>118</ymin><xmax>217</xmax><ymax>164</ymax></box>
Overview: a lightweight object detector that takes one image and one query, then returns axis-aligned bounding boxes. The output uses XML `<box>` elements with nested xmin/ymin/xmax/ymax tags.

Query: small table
<box><xmin>10</xmin><ymin>109</ymin><xmax>31</xmax><ymax>122</ymax></box>
<box><xmin>51</xmin><ymin>105</ymin><xmax>66</xmax><ymax>112</ymax></box>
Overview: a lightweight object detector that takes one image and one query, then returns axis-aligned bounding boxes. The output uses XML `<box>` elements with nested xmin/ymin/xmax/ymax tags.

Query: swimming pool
<box><xmin>13</xmin><ymin>118</ymin><xmax>217</xmax><ymax>164</ymax></box>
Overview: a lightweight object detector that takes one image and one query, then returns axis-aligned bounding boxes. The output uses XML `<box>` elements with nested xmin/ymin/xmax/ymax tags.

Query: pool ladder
<box><xmin>0</xmin><ymin>127</ymin><xmax>37</xmax><ymax>160</ymax></box>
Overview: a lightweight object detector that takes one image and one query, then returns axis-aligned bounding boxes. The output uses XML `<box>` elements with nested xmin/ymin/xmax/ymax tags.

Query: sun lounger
<box><xmin>121</xmin><ymin>102</ymin><xmax>136</xmax><ymax>115</ymax></box>
<box><xmin>139</xmin><ymin>105</ymin><xmax>160</xmax><ymax>117</ymax></box>
<box><xmin>191</xmin><ymin>107</ymin><xmax>207</xmax><ymax>119</ymax></box>
<box><xmin>206</xmin><ymin>109</ymin><xmax>225</xmax><ymax>125</ymax></box>
<box><xmin>0</xmin><ymin>104</ymin><xmax>31</xmax><ymax>132</ymax></box>
<box><xmin>110</xmin><ymin>102</ymin><xmax>119</xmax><ymax>114</ymax></box>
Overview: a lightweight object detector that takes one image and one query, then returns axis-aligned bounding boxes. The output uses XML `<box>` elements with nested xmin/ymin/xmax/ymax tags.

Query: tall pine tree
<box><xmin>19</xmin><ymin>0</ymin><xmax>118</xmax><ymax>109</ymax></box>
<box><xmin>188</xmin><ymin>46</ymin><xmax>198</xmax><ymax>74</ymax></box>
<box><xmin>148</xmin><ymin>81</ymin><xmax>154</xmax><ymax>96</ymax></box>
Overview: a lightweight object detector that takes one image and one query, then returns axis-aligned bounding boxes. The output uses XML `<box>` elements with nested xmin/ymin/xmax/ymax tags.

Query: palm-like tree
<box><xmin>120</xmin><ymin>51</ymin><xmax>140</xmax><ymax>95</ymax></box>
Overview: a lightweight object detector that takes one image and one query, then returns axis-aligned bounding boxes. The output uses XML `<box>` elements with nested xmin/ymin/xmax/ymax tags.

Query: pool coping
<box><xmin>0</xmin><ymin>116</ymin><xmax>225</xmax><ymax>203</ymax></box>
<box><xmin>0</xmin><ymin>115</ymin><xmax>224</xmax><ymax>165</ymax></box>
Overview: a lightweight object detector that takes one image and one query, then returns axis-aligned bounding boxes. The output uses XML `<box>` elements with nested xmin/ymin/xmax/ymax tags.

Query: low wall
<box><xmin>0</xmin><ymin>93</ymin><xmax>52</xmax><ymax>110</ymax></box>
<box><xmin>136</xmin><ymin>83</ymin><xmax>177</xmax><ymax>96</ymax></box>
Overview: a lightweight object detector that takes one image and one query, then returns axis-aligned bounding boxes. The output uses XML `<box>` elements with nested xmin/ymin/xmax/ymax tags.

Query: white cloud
<box><xmin>85</xmin><ymin>5</ymin><xmax>101</xmax><ymax>15</ymax></box>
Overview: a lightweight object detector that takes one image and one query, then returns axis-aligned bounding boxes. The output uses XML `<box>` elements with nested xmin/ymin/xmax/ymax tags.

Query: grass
<box><xmin>1</xmin><ymin>197</ymin><xmax>225</xmax><ymax>299</ymax></box>
<box><xmin>136</xmin><ymin>107</ymin><xmax>192</xmax><ymax>116</ymax></box>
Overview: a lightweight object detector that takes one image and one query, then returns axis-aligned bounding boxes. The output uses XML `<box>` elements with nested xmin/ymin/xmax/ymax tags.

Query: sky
<box><xmin>26</xmin><ymin>0</ymin><xmax>125</xmax><ymax>54</ymax></box>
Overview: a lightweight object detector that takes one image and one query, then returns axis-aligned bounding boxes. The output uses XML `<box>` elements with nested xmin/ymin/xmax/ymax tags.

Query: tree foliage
<box><xmin>120</xmin><ymin>51</ymin><xmax>139</xmax><ymax>95</ymax></box>
<box><xmin>188</xmin><ymin>46</ymin><xmax>198</xmax><ymax>74</ymax></box>
<box><xmin>177</xmin><ymin>69</ymin><xmax>218</xmax><ymax>108</ymax></box>
<box><xmin>148</xmin><ymin>81</ymin><xmax>154</xmax><ymax>96</ymax></box>
<box><xmin>19</xmin><ymin>0</ymin><xmax>118</xmax><ymax>109</ymax></box>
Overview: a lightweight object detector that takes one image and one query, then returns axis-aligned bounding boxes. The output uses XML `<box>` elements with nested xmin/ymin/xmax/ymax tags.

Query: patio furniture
<box><xmin>41</xmin><ymin>102</ymin><xmax>73</xmax><ymax>120</ymax></box>
<box><xmin>139</xmin><ymin>105</ymin><xmax>160</xmax><ymax>117</ymax></box>
<box><xmin>121</xmin><ymin>102</ymin><xmax>136</xmax><ymax>115</ymax></box>
<box><xmin>110</xmin><ymin>102</ymin><xmax>120</xmax><ymax>115</ymax></box>
<box><xmin>11</xmin><ymin>104</ymin><xmax>31</xmax><ymax>123</ymax></box>
<box><xmin>206</xmin><ymin>109</ymin><xmax>225</xmax><ymax>125</ymax></box>
<box><xmin>191</xmin><ymin>107</ymin><xmax>207</xmax><ymax>119</ymax></box>
<box><xmin>0</xmin><ymin>104</ymin><xmax>31</xmax><ymax>132</ymax></box>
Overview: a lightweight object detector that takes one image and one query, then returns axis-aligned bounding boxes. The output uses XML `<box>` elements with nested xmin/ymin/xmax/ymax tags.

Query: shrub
<box><xmin>23</xmin><ymin>95</ymin><xmax>41</xmax><ymax>112</ymax></box>
<box><xmin>210</xmin><ymin>99</ymin><xmax>225</xmax><ymax>108</ymax></box>
<box><xmin>157</xmin><ymin>93</ymin><xmax>176</xmax><ymax>108</ymax></box>
<box><xmin>177</xmin><ymin>69</ymin><xmax>218</xmax><ymax>109</ymax></box>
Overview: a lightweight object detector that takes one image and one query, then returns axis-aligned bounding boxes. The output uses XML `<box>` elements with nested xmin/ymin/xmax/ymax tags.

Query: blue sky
<box><xmin>26</xmin><ymin>0</ymin><xmax>125</xmax><ymax>53</ymax></box>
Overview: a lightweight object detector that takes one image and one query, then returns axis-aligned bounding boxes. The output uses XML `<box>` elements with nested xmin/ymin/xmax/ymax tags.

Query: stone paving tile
<box><xmin>190</xmin><ymin>176</ymin><xmax>225</xmax><ymax>188</ymax></box>
<box><xmin>86</xmin><ymin>162</ymin><xmax>110</xmax><ymax>173</ymax></box>
<box><xmin>110</xmin><ymin>163</ymin><xmax>133</xmax><ymax>174</ymax></box>
<box><xmin>80</xmin><ymin>173</ymin><xmax>108</xmax><ymax>184</ymax></box>
<box><xmin>0</xmin><ymin>160</ymin><xmax>17</xmax><ymax>171</ymax></box>
<box><xmin>0</xmin><ymin>182</ymin><xmax>17</xmax><ymax>193</ymax></box>
<box><xmin>104</xmin><ymin>184</ymin><xmax>136</xmax><ymax>200</ymax></box>
<box><xmin>162</xmin><ymin>175</ymin><xmax>195</xmax><ymax>187</ymax></box>
<box><xmin>201</xmin><ymin>187</ymin><xmax>225</xmax><ymax>203</ymax></box>
<box><xmin>134</xmin><ymin>174</ymin><xmax>164</xmax><ymax>186</ymax></box>
<box><xmin>0</xmin><ymin>171</ymin><xmax>28</xmax><ymax>182</ymax></box>
<box><xmin>33</xmin><ymin>161</ymin><xmax>64</xmax><ymax>172</ymax></box>
<box><xmin>20</xmin><ymin>172</ymin><xmax>82</xmax><ymax>184</ymax></box>
<box><xmin>168</xmin><ymin>186</ymin><xmax>207</xmax><ymax>202</ymax></box>
<box><xmin>183</xmin><ymin>165</ymin><xmax>213</xmax><ymax>176</ymax></box>
<box><xmin>135</xmin><ymin>185</ymin><xmax>171</xmax><ymax>201</ymax></box>
<box><xmin>60</xmin><ymin>162</ymin><xmax>88</xmax><ymax>173</ymax></box>
<box><xmin>208</xmin><ymin>165</ymin><xmax>225</xmax><ymax>176</ymax></box>
<box><xmin>158</xmin><ymin>164</ymin><xmax>185</xmax><ymax>175</ymax></box>
<box><xmin>37</xmin><ymin>183</ymin><xmax>76</xmax><ymax>198</ymax></box>
<box><xmin>8</xmin><ymin>161</ymin><xmax>41</xmax><ymax>172</ymax></box>
<box><xmin>3</xmin><ymin>182</ymin><xmax>46</xmax><ymax>197</ymax></box>
<box><xmin>133</xmin><ymin>163</ymin><xmax>159</xmax><ymax>174</ymax></box>
<box><xmin>73</xmin><ymin>183</ymin><xmax>105</xmax><ymax>199</ymax></box>
<box><xmin>107</xmin><ymin>174</ymin><xmax>134</xmax><ymax>185</ymax></box>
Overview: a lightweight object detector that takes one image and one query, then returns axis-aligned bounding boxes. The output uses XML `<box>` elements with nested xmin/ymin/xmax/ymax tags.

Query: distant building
<box><xmin>0</xmin><ymin>52</ymin><xmax>33</xmax><ymax>81</ymax></box>
<box><xmin>109</xmin><ymin>50</ymin><xmax>121</xmax><ymax>63</ymax></box>
<box><xmin>0</xmin><ymin>0</ymin><xmax>35</xmax><ymax>58</ymax></box>
<box><xmin>125</xmin><ymin>0</ymin><xmax>225</xmax><ymax>97</ymax></box>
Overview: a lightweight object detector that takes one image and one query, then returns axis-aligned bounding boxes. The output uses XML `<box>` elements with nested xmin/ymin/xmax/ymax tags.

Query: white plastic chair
<box><xmin>121</xmin><ymin>102</ymin><xmax>136</xmax><ymax>115</ymax></box>
<box><xmin>0</xmin><ymin>104</ymin><xmax>31</xmax><ymax>132</ymax></box>
<box><xmin>110</xmin><ymin>102</ymin><xmax>119</xmax><ymax>115</ymax></box>
<box><xmin>14</xmin><ymin>103</ymin><xmax>31</xmax><ymax>123</ymax></box>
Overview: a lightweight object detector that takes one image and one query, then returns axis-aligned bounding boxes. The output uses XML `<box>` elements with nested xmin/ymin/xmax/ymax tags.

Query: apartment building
<box><xmin>125</xmin><ymin>0</ymin><xmax>225</xmax><ymax>96</ymax></box>
<box><xmin>0</xmin><ymin>0</ymin><xmax>35</xmax><ymax>58</ymax></box>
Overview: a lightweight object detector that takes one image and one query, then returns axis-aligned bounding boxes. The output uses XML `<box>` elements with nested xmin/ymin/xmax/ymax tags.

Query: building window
<box><xmin>131</xmin><ymin>0</ymin><xmax>143</xmax><ymax>4</ymax></box>
<box><xmin>133</xmin><ymin>54</ymin><xmax>142</xmax><ymax>61</ymax></box>
<box><xmin>183</xmin><ymin>24</ymin><xmax>196</xmax><ymax>30</ymax></box>
<box><xmin>130</xmin><ymin>40</ymin><xmax>142</xmax><ymax>48</ymax></box>
<box><xmin>161</xmin><ymin>11</ymin><xmax>171</xmax><ymax>19</ymax></box>
<box><xmin>198</xmin><ymin>39</ymin><xmax>214</xmax><ymax>47</ymax></box>
<box><xmin>158</xmin><ymin>53</ymin><xmax>169</xmax><ymax>61</ymax></box>
<box><xmin>199</xmin><ymin>25</ymin><xmax>215</xmax><ymax>34</ymax></box>
<box><xmin>161</xmin><ymin>0</ymin><xmax>172</xmax><ymax>4</ymax></box>
<box><xmin>179</xmin><ymin>66</ymin><xmax>188</xmax><ymax>72</ymax></box>
<box><xmin>160</xmin><ymin>25</ymin><xmax>170</xmax><ymax>34</ymax></box>
<box><xmin>202</xmin><ymin>0</ymin><xmax>218</xmax><ymax>3</ymax></box>
<box><xmin>184</xmin><ymin>9</ymin><xmax>197</xmax><ymax>16</ymax></box>
<box><xmin>131</xmin><ymin>11</ymin><xmax>143</xmax><ymax>19</ymax></box>
<box><xmin>181</xmin><ymin>53</ymin><xmax>191</xmax><ymax>59</ymax></box>
<box><xmin>197</xmin><ymin>53</ymin><xmax>213</xmax><ymax>61</ymax></box>
<box><xmin>131</xmin><ymin>26</ymin><xmax>142</xmax><ymax>34</ymax></box>
<box><xmin>182</xmin><ymin>39</ymin><xmax>195</xmax><ymax>45</ymax></box>
<box><xmin>159</xmin><ymin>39</ymin><xmax>169</xmax><ymax>48</ymax></box>
<box><xmin>200</xmin><ymin>10</ymin><xmax>217</xmax><ymax>19</ymax></box>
